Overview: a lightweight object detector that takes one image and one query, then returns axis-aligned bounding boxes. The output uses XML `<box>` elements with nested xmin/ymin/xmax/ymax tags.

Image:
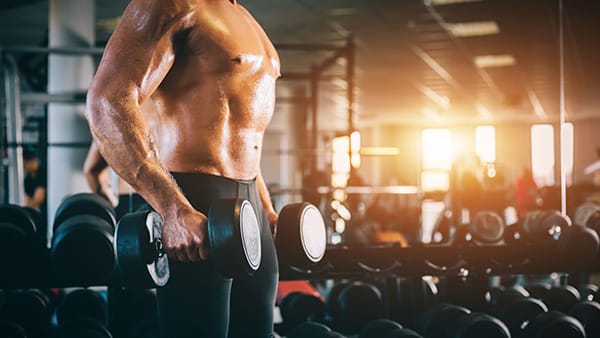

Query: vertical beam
<box><xmin>3</xmin><ymin>56</ymin><xmax>25</xmax><ymax>205</ymax></box>
<box><xmin>346</xmin><ymin>36</ymin><xmax>356</xmax><ymax>135</ymax></box>
<box><xmin>47</xmin><ymin>0</ymin><xmax>95</xmax><ymax>242</ymax></box>
<box><xmin>310</xmin><ymin>65</ymin><xmax>320</xmax><ymax>173</ymax></box>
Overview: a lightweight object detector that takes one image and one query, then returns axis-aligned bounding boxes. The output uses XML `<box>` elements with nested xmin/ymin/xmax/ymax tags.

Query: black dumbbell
<box><xmin>0</xmin><ymin>320</ymin><xmax>27</xmax><ymax>338</ymax></box>
<box><xmin>359</xmin><ymin>319</ymin><xmax>403</xmax><ymax>338</ymax></box>
<box><xmin>56</xmin><ymin>289</ymin><xmax>107</xmax><ymax>328</ymax></box>
<box><xmin>522</xmin><ymin>311</ymin><xmax>585</xmax><ymax>338</ymax></box>
<box><xmin>465</xmin><ymin>210</ymin><xmax>506</xmax><ymax>245</ymax></box>
<box><xmin>498</xmin><ymin>297</ymin><xmax>548</xmax><ymax>338</ymax></box>
<box><xmin>279</xmin><ymin>292</ymin><xmax>326</xmax><ymax>329</ymax></box>
<box><xmin>276</xmin><ymin>202</ymin><xmax>327</xmax><ymax>268</ymax></box>
<box><xmin>384</xmin><ymin>328</ymin><xmax>424</xmax><ymax>338</ymax></box>
<box><xmin>0</xmin><ymin>204</ymin><xmax>47</xmax><ymax>282</ymax></box>
<box><xmin>115</xmin><ymin>198</ymin><xmax>262</xmax><ymax>287</ymax></box>
<box><xmin>485</xmin><ymin>285</ymin><xmax>530</xmax><ymax>315</ymax></box>
<box><xmin>54</xmin><ymin>317</ymin><xmax>113</xmax><ymax>338</ymax></box>
<box><xmin>568</xmin><ymin>301</ymin><xmax>600</xmax><ymax>338</ymax></box>
<box><xmin>328</xmin><ymin>281</ymin><xmax>384</xmax><ymax>334</ymax></box>
<box><xmin>544</xmin><ymin>285</ymin><xmax>581</xmax><ymax>313</ymax></box>
<box><xmin>0</xmin><ymin>289</ymin><xmax>54</xmax><ymax>338</ymax></box>
<box><xmin>287</xmin><ymin>321</ymin><xmax>332</xmax><ymax>338</ymax></box>
<box><xmin>51</xmin><ymin>193</ymin><xmax>117</xmax><ymax>284</ymax></box>
<box><xmin>418</xmin><ymin>303</ymin><xmax>471</xmax><ymax>338</ymax></box>
<box><xmin>577</xmin><ymin>283</ymin><xmax>598</xmax><ymax>302</ymax></box>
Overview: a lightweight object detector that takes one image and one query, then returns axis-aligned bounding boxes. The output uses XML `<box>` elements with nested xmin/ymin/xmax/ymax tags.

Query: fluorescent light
<box><xmin>446</xmin><ymin>21</ymin><xmax>500</xmax><ymax>37</ymax></box>
<box><xmin>474</xmin><ymin>54</ymin><xmax>516</xmax><ymax>68</ymax></box>
<box><xmin>427</xmin><ymin>0</ymin><xmax>481</xmax><ymax>5</ymax></box>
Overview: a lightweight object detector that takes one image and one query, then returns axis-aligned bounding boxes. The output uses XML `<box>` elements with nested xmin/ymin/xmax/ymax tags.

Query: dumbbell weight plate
<box><xmin>278</xmin><ymin>202</ymin><xmax>327</xmax><ymax>266</ymax></box>
<box><xmin>52</xmin><ymin>215</ymin><xmax>116</xmax><ymax>283</ymax></box>
<box><xmin>53</xmin><ymin>193</ymin><xmax>116</xmax><ymax>231</ymax></box>
<box><xmin>0</xmin><ymin>205</ymin><xmax>37</xmax><ymax>235</ymax></box>
<box><xmin>115</xmin><ymin>211</ymin><xmax>170</xmax><ymax>288</ymax></box>
<box><xmin>470</xmin><ymin>211</ymin><xmax>505</xmax><ymax>244</ymax></box>
<box><xmin>209</xmin><ymin>198</ymin><xmax>261</xmax><ymax>277</ymax></box>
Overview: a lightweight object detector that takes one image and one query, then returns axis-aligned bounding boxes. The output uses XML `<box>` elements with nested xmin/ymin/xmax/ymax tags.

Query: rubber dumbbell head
<box><xmin>469</xmin><ymin>210</ymin><xmax>505</xmax><ymax>244</ymax></box>
<box><xmin>209</xmin><ymin>198</ymin><xmax>262</xmax><ymax>277</ymax></box>
<box><xmin>359</xmin><ymin>318</ymin><xmax>403</xmax><ymax>338</ymax></box>
<box><xmin>277</xmin><ymin>202</ymin><xmax>327</xmax><ymax>267</ymax></box>
<box><xmin>114</xmin><ymin>211</ymin><xmax>170</xmax><ymax>288</ymax></box>
<box><xmin>53</xmin><ymin>193</ymin><xmax>116</xmax><ymax>231</ymax></box>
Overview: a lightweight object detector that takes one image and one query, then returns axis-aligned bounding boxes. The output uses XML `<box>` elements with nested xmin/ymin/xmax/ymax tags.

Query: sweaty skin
<box><xmin>86</xmin><ymin>0</ymin><xmax>280</xmax><ymax>262</ymax></box>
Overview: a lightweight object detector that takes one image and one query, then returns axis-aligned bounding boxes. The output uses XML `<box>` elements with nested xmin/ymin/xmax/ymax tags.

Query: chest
<box><xmin>182</xmin><ymin>6</ymin><xmax>279</xmax><ymax>76</ymax></box>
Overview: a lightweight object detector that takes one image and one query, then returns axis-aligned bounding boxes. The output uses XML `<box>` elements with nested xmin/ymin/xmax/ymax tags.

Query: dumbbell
<box><xmin>359</xmin><ymin>319</ymin><xmax>424</xmax><ymax>338</ymax></box>
<box><xmin>276</xmin><ymin>202</ymin><xmax>327</xmax><ymax>269</ymax></box>
<box><xmin>0</xmin><ymin>320</ymin><xmax>27</xmax><ymax>338</ymax></box>
<box><xmin>0</xmin><ymin>204</ymin><xmax>47</xmax><ymax>282</ymax></box>
<box><xmin>51</xmin><ymin>193</ymin><xmax>117</xmax><ymax>284</ymax></box>
<box><xmin>0</xmin><ymin>289</ymin><xmax>54</xmax><ymax>338</ymax></box>
<box><xmin>286</xmin><ymin>321</ymin><xmax>332</xmax><ymax>338</ymax></box>
<box><xmin>569</xmin><ymin>301</ymin><xmax>600</xmax><ymax>338</ymax></box>
<box><xmin>279</xmin><ymin>292</ymin><xmax>326</xmax><ymax>329</ymax></box>
<box><xmin>327</xmin><ymin>281</ymin><xmax>384</xmax><ymax>334</ymax></box>
<box><xmin>522</xmin><ymin>311</ymin><xmax>586</xmax><ymax>338</ymax></box>
<box><xmin>115</xmin><ymin>198</ymin><xmax>262</xmax><ymax>287</ymax></box>
<box><xmin>457</xmin><ymin>210</ymin><xmax>505</xmax><ymax>245</ymax></box>
<box><xmin>498</xmin><ymin>297</ymin><xmax>548</xmax><ymax>338</ymax></box>
<box><xmin>56</xmin><ymin>289</ymin><xmax>108</xmax><ymax>328</ymax></box>
<box><xmin>53</xmin><ymin>317</ymin><xmax>113</xmax><ymax>338</ymax></box>
<box><xmin>419</xmin><ymin>303</ymin><xmax>510</xmax><ymax>338</ymax></box>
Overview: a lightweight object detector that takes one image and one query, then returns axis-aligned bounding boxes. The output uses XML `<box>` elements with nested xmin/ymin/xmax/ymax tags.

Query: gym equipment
<box><xmin>468</xmin><ymin>210</ymin><xmax>505</xmax><ymax>245</ymax></box>
<box><xmin>446</xmin><ymin>312</ymin><xmax>510</xmax><ymax>338</ymax></box>
<box><xmin>522</xmin><ymin>311</ymin><xmax>585</xmax><ymax>338</ymax></box>
<box><xmin>53</xmin><ymin>193</ymin><xmax>116</xmax><ymax>230</ymax></box>
<box><xmin>56</xmin><ymin>289</ymin><xmax>107</xmax><ymax>327</ymax></box>
<box><xmin>277</xmin><ymin>202</ymin><xmax>327</xmax><ymax>268</ymax></box>
<box><xmin>544</xmin><ymin>286</ymin><xmax>581</xmax><ymax>313</ymax></box>
<box><xmin>279</xmin><ymin>292</ymin><xmax>326</xmax><ymax>328</ymax></box>
<box><xmin>573</xmin><ymin>200</ymin><xmax>600</xmax><ymax>231</ymax></box>
<box><xmin>0</xmin><ymin>289</ymin><xmax>53</xmax><ymax>338</ymax></box>
<box><xmin>568</xmin><ymin>301</ymin><xmax>600</xmax><ymax>338</ymax></box>
<box><xmin>51</xmin><ymin>193</ymin><xmax>118</xmax><ymax>284</ymax></box>
<box><xmin>485</xmin><ymin>285</ymin><xmax>530</xmax><ymax>312</ymax></box>
<box><xmin>54</xmin><ymin>317</ymin><xmax>113</xmax><ymax>338</ymax></box>
<box><xmin>359</xmin><ymin>318</ymin><xmax>403</xmax><ymax>338</ymax></box>
<box><xmin>287</xmin><ymin>321</ymin><xmax>332</xmax><ymax>338</ymax></box>
<box><xmin>328</xmin><ymin>281</ymin><xmax>384</xmax><ymax>334</ymax></box>
<box><xmin>384</xmin><ymin>328</ymin><xmax>423</xmax><ymax>338</ymax></box>
<box><xmin>526</xmin><ymin>283</ymin><xmax>552</xmax><ymax>301</ymax></box>
<box><xmin>418</xmin><ymin>303</ymin><xmax>471</xmax><ymax>338</ymax></box>
<box><xmin>577</xmin><ymin>283</ymin><xmax>598</xmax><ymax>302</ymax></box>
<box><xmin>0</xmin><ymin>204</ymin><xmax>46</xmax><ymax>282</ymax></box>
<box><xmin>514</xmin><ymin>210</ymin><xmax>570</xmax><ymax>243</ymax></box>
<box><xmin>114</xmin><ymin>198</ymin><xmax>261</xmax><ymax>288</ymax></box>
<box><xmin>498</xmin><ymin>297</ymin><xmax>548</xmax><ymax>338</ymax></box>
<box><xmin>0</xmin><ymin>320</ymin><xmax>27</xmax><ymax>338</ymax></box>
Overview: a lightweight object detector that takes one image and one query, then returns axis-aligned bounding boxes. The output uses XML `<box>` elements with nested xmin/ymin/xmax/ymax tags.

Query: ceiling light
<box><xmin>474</xmin><ymin>54</ymin><xmax>516</xmax><ymax>68</ymax></box>
<box><xmin>427</xmin><ymin>0</ymin><xmax>481</xmax><ymax>5</ymax></box>
<box><xmin>446</xmin><ymin>21</ymin><xmax>500</xmax><ymax>37</ymax></box>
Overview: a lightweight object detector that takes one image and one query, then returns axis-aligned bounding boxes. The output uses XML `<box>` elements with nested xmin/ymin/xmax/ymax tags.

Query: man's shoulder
<box><xmin>123</xmin><ymin>0</ymin><xmax>196</xmax><ymax>34</ymax></box>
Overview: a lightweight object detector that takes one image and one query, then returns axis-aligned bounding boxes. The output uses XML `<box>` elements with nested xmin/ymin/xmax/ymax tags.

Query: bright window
<box><xmin>475</xmin><ymin>125</ymin><xmax>496</xmax><ymax>163</ymax></box>
<box><xmin>422</xmin><ymin>128</ymin><xmax>452</xmax><ymax>191</ymax></box>
<box><xmin>422</xmin><ymin>129</ymin><xmax>452</xmax><ymax>170</ymax></box>
<box><xmin>531</xmin><ymin>124</ymin><xmax>555</xmax><ymax>186</ymax></box>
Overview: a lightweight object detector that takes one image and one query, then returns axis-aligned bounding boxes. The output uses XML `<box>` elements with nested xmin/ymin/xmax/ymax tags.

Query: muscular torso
<box><xmin>152</xmin><ymin>1</ymin><xmax>279</xmax><ymax>180</ymax></box>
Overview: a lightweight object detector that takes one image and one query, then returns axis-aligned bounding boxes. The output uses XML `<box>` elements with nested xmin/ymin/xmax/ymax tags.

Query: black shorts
<box><xmin>156</xmin><ymin>172</ymin><xmax>279</xmax><ymax>338</ymax></box>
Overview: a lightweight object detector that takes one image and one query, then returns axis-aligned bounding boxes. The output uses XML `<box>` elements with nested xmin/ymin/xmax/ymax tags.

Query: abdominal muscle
<box><xmin>150</xmin><ymin>69</ymin><xmax>276</xmax><ymax>180</ymax></box>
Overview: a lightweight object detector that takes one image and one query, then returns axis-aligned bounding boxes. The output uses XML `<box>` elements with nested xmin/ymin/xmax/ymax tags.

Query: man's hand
<box><xmin>266</xmin><ymin>209</ymin><xmax>278</xmax><ymax>237</ymax></box>
<box><xmin>161</xmin><ymin>207</ymin><xmax>210</xmax><ymax>262</ymax></box>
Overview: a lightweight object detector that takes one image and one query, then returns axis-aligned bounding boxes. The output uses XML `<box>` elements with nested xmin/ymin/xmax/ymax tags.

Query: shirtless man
<box><xmin>86</xmin><ymin>0</ymin><xmax>280</xmax><ymax>337</ymax></box>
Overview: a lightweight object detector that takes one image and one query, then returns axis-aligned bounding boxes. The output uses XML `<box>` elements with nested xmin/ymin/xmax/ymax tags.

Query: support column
<box><xmin>47</xmin><ymin>0</ymin><xmax>95</xmax><ymax>243</ymax></box>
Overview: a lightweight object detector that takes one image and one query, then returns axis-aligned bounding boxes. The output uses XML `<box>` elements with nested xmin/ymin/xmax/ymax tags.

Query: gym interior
<box><xmin>2</xmin><ymin>0</ymin><xmax>600</xmax><ymax>337</ymax></box>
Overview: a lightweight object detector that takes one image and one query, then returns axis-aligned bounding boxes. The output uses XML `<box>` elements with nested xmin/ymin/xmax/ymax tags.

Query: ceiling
<box><xmin>1</xmin><ymin>0</ymin><xmax>600</xmax><ymax>131</ymax></box>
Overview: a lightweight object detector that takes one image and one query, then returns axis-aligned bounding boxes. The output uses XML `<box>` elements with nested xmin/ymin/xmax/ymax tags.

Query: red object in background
<box><xmin>276</xmin><ymin>280</ymin><xmax>322</xmax><ymax>304</ymax></box>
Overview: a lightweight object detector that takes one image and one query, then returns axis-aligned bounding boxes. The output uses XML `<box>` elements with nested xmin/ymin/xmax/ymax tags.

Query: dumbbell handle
<box><xmin>155</xmin><ymin>239</ymin><xmax>166</xmax><ymax>259</ymax></box>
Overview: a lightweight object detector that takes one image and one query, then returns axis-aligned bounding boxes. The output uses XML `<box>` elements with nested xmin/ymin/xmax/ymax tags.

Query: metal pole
<box><xmin>310</xmin><ymin>65</ymin><xmax>320</xmax><ymax>173</ymax></box>
<box><xmin>346</xmin><ymin>36</ymin><xmax>355</xmax><ymax>134</ymax></box>
<box><xmin>559</xmin><ymin>0</ymin><xmax>567</xmax><ymax>216</ymax></box>
<box><xmin>2</xmin><ymin>45</ymin><xmax>105</xmax><ymax>56</ymax></box>
<box><xmin>3</xmin><ymin>55</ymin><xmax>26</xmax><ymax>205</ymax></box>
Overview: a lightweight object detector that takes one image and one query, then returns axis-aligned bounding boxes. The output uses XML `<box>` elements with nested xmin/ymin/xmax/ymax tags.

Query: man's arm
<box><xmin>25</xmin><ymin>187</ymin><xmax>45</xmax><ymax>209</ymax></box>
<box><xmin>256</xmin><ymin>169</ymin><xmax>278</xmax><ymax>236</ymax></box>
<box><xmin>86</xmin><ymin>0</ymin><xmax>206</xmax><ymax>262</ymax></box>
<box><xmin>83</xmin><ymin>140</ymin><xmax>118</xmax><ymax>206</ymax></box>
